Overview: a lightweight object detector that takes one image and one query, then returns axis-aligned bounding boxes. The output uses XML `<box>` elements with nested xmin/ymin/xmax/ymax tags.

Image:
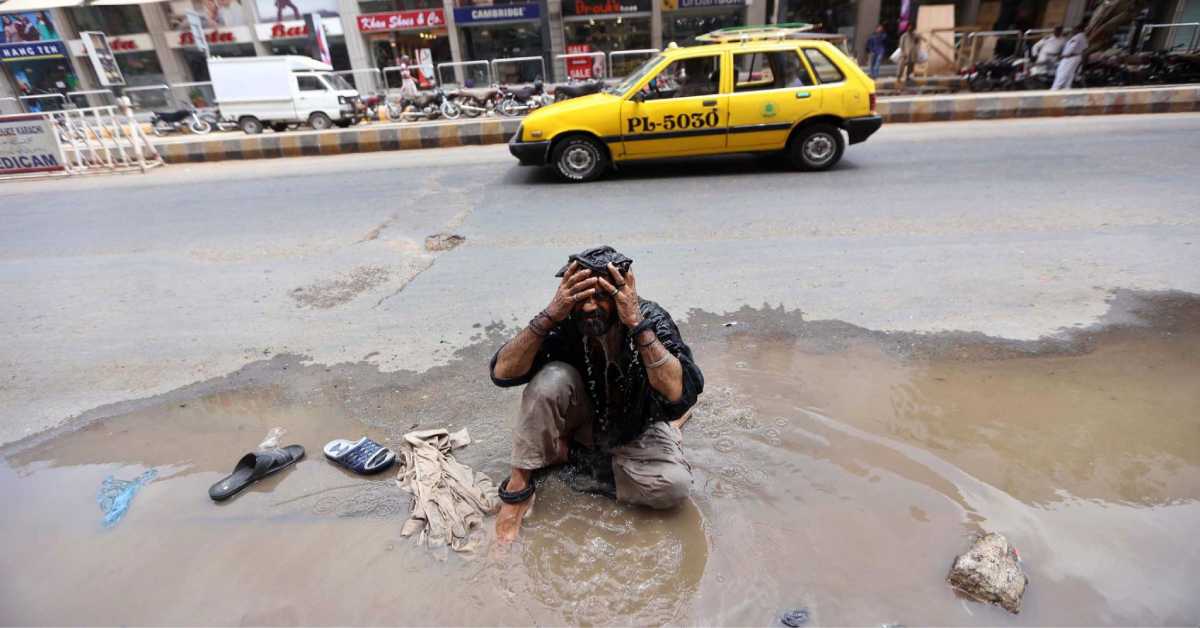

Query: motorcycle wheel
<box><xmin>441</xmin><ymin>101</ymin><xmax>462</xmax><ymax>120</ymax></box>
<box><xmin>968</xmin><ymin>75</ymin><xmax>992</xmax><ymax>92</ymax></box>
<box><xmin>189</xmin><ymin>119</ymin><xmax>212</xmax><ymax>134</ymax></box>
<box><xmin>152</xmin><ymin>123</ymin><xmax>166</xmax><ymax>137</ymax></box>
<box><xmin>498</xmin><ymin>99</ymin><xmax>518</xmax><ymax>117</ymax></box>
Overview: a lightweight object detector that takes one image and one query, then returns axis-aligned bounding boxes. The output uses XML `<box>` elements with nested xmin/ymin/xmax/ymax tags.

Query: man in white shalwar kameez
<box><xmin>1052</xmin><ymin>27</ymin><xmax>1088</xmax><ymax>90</ymax></box>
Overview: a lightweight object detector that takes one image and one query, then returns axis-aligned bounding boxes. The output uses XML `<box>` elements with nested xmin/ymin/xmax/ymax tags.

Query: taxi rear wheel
<box><xmin>551</xmin><ymin>135</ymin><xmax>609</xmax><ymax>183</ymax></box>
<box><xmin>787</xmin><ymin>124</ymin><xmax>845</xmax><ymax>172</ymax></box>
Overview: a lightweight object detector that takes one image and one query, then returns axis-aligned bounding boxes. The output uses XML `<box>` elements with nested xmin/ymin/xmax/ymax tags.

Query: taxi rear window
<box><xmin>734</xmin><ymin>51</ymin><xmax>814</xmax><ymax>91</ymax></box>
<box><xmin>802</xmin><ymin>49</ymin><xmax>845</xmax><ymax>84</ymax></box>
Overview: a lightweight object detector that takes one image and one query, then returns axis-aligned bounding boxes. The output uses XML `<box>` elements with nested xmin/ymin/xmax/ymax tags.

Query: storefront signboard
<box><xmin>453</xmin><ymin>3</ymin><xmax>541</xmax><ymax>23</ymax></box>
<box><xmin>0</xmin><ymin>115</ymin><xmax>65</xmax><ymax>175</ymax></box>
<box><xmin>67</xmin><ymin>34</ymin><xmax>155</xmax><ymax>56</ymax></box>
<box><xmin>255</xmin><ymin>17</ymin><xmax>344</xmax><ymax>40</ymax></box>
<box><xmin>165</xmin><ymin>26</ymin><xmax>254</xmax><ymax>48</ymax></box>
<box><xmin>563</xmin><ymin>0</ymin><xmax>651</xmax><ymax>16</ymax></box>
<box><xmin>356</xmin><ymin>9</ymin><xmax>445</xmax><ymax>33</ymax></box>
<box><xmin>672</xmin><ymin>0</ymin><xmax>745</xmax><ymax>8</ymax></box>
<box><xmin>0</xmin><ymin>41</ymin><xmax>69</xmax><ymax>62</ymax></box>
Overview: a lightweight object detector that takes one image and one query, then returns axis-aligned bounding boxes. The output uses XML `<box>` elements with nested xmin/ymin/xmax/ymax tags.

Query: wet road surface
<box><xmin>2</xmin><ymin>113</ymin><xmax>1199</xmax><ymax>625</ymax></box>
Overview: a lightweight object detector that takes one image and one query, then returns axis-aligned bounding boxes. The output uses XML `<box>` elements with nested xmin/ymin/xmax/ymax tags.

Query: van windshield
<box><xmin>323</xmin><ymin>73</ymin><xmax>354</xmax><ymax>91</ymax></box>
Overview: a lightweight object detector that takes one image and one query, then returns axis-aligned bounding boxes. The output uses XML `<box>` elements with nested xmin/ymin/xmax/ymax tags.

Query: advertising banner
<box><xmin>80</xmin><ymin>31</ymin><xmax>125</xmax><ymax>87</ymax></box>
<box><xmin>255</xmin><ymin>0</ymin><xmax>339</xmax><ymax>24</ymax></box>
<box><xmin>68</xmin><ymin>34</ymin><xmax>155</xmax><ymax>56</ymax></box>
<box><xmin>453</xmin><ymin>3</ymin><xmax>540</xmax><ymax>23</ymax></box>
<box><xmin>0</xmin><ymin>115</ymin><xmax>64</xmax><ymax>175</ymax></box>
<box><xmin>166</xmin><ymin>0</ymin><xmax>248</xmax><ymax>28</ymax></box>
<box><xmin>356</xmin><ymin>9</ymin><xmax>445</xmax><ymax>32</ymax></box>
<box><xmin>563</xmin><ymin>0</ymin><xmax>651</xmax><ymax>16</ymax></box>
<box><xmin>303</xmin><ymin>12</ymin><xmax>330</xmax><ymax>65</ymax></box>
<box><xmin>0</xmin><ymin>40</ymin><xmax>69</xmax><ymax>62</ymax></box>
<box><xmin>0</xmin><ymin>10</ymin><xmax>59</xmax><ymax>44</ymax></box>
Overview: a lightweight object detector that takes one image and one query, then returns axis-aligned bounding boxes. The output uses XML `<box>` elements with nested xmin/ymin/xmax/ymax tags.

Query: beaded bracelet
<box><xmin>645</xmin><ymin>353</ymin><xmax>672</xmax><ymax>369</ymax></box>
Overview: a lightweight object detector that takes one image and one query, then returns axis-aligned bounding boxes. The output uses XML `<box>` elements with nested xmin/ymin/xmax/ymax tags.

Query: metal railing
<box><xmin>66</xmin><ymin>89</ymin><xmax>118</xmax><ymax>109</ymax></box>
<box><xmin>491</xmin><ymin>55</ymin><xmax>547</xmax><ymax>85</ymax></box>
<box><xmin>557</xmin><ymin>51</ymin><xmax>607</xmax><ymax>80</ymax></box>
<box><xmin>383</xmin><ymin>65</ymin><xmax>437</xmax><ymax>92</ymax></box>
<box><xmin>436</xmin><ymin>61</ymin><xmax>491</xmax><ymax>89</ymax></box>
<box><xmin>1139</xmin><ymin>22</ymin><xmax>1200</xmax><ymax>52</ymax></box>
<box><xmin>963</xmin><ymin>29</ymin><xmax>1025</xmax><ymax>68</ymax></box>
<box><xmin>18</xmin><ymin>93</ymin><xmax>68</xmax><ymax>112</ymax></box>
<box><xmin>609</xmin><ymin>49</ymin><xmax>659</xmax><ymax>78</ymax></box>
<box><xmin>332</xmin><ymin>68</ymin><xmax>384</xmax><ymax>93</ymax></box>
<box><xmin>1</xmin><ymin>104</ymin><xmax>161</xmax><ymax>179</ymax></box>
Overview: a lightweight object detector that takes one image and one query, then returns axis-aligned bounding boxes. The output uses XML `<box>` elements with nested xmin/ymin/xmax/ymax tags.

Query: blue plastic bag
<box><xmin>97</xmin><ymin>469</ymin><xmax>157</xmax><ymax>528</ymax></box>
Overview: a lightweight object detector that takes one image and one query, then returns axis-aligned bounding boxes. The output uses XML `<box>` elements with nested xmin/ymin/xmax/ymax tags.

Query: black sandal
<box><xmin>498</xmin><ymin>476</ymin><xmax>535</xmax><ymax>504</ymax></box>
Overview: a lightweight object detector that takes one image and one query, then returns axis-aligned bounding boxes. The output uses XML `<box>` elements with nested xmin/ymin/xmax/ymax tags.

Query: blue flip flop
<box><xmin>323</xmin><ymin>437</ymin><xmax>396</xmax><ymax>475</ymax></box>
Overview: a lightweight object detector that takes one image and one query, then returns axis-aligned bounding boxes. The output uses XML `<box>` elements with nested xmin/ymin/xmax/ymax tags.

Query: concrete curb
<box><xmin>155</xmin><ymin>85</ymin><xmax>1199</xmax><ymax>164</ymax></box>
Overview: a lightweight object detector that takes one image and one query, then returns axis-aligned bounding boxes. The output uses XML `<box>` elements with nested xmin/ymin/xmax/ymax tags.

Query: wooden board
<box><xmin>917</xmin><ymin>4</ymin><xmax>957</xmax><ymax>75</ymax></box>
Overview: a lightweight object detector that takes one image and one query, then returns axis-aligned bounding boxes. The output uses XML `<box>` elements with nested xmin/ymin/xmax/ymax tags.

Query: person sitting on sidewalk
<box><xmin>490</xmin><ymin>246</ymin><xmax>704</xmax><ymax>542</ymax></box>
<box><xmin>1031</xmin><ymin>26</ymin><xmax>1067</xmax><ymax>77</ymax></box>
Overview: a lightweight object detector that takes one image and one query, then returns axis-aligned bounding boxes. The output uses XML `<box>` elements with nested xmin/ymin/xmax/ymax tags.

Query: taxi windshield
<box><xmin>606</xmin><ymin>54</ymin><xmax>664</xmax><ymax>96</ymax></box>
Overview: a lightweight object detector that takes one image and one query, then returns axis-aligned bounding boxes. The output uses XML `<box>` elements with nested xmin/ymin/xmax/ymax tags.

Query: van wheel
<box><xmin>270</xmin><ymin>122</ymin><xmax>289</xmax><ymax>132</ymax></box>
<box><xmin>239</xmin><ymin>116</ymin><xmax>263</xmax><ymax>135</ymax></box>
<box><xmin>787</xmin><ymin>123</ymin><xmax>844</xmax><ymax>171</ymax></box>
<box><xmin>308</xmin><ymin>112</ymin><xmax>333</xmax><ymax>131</ymax></box>
<box><xmin>551</xmin><ymin>135</ymin><xmax>608</xmax><ymax>183</ymax></box>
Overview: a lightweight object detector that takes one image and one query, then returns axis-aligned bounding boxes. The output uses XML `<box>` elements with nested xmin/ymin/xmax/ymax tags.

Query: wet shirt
<box><xmin>490</xmin><ymin>299</ymin><xmax>704</xmax><ymax>449</ymax></box>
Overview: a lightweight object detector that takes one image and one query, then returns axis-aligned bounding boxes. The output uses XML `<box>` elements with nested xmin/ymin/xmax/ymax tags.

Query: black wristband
<box><xmin>629</xmin><ymin>318</ymin><xmax>655</xmax><ymax>339</ymax></box>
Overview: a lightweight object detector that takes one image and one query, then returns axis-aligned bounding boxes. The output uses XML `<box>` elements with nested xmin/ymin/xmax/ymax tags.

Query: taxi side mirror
<box><xmin>631</xmin><ymin>91</ymin><xmax>645</xmax><ymax>103</ymax></box>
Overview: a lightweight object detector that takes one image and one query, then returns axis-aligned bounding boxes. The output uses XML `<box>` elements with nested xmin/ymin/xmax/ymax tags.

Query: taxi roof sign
<box><xmin>694</xmin><ymin>23</ymin><xmax>816</xmax><ymax>43</ymax></box>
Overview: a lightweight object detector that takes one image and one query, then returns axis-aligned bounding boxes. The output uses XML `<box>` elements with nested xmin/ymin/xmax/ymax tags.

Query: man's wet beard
<box><xmin>576</xmin><ymin>309</ymin><xmax>615</xmax><ymax>337</ymax></box>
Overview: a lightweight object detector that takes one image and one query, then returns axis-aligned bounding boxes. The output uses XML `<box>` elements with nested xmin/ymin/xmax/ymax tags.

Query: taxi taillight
<box><xmin>869</xmin><ymin>93</ymin><xmax>877</xmax><ymax>113</ymax></box>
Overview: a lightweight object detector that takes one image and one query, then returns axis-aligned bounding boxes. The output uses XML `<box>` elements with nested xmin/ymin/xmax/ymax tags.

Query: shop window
<box><xmin>734</xmin><ymin>50</ymin><xmax>814</xmax><ymax>92</ymax></box>
<box><xmin>665</xmin><ymin>12</ymin><xmax>743</xmax><ymax>45</ymax></box>
<box><xmin>802</xmin><ymin>48</ymin><xmax>844</xmax><ymax>83</ymax></box>
<box><xmin>69</xmin><ymin>5</ymin><xmax>149</xmax><ymax>35</ymax></box>
<box><xmin>642</xmin><ymin>55</ymin><xmax>719</xmax><ymax>101</ymax></box>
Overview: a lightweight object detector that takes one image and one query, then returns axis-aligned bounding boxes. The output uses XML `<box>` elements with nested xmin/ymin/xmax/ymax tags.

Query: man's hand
<box><xmin>596</xmin><ymin>262</ymin><xmax>642</xmax><ymax>328</ymax></box>
<box><xmin>546</xmin><ymin>261</ymin><xmax>598</xmax><ymax>322</ymax></box>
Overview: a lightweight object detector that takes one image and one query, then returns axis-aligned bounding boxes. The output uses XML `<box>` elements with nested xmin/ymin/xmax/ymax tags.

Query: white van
<box><xmin>208</xmin><ymin>55</ymin><xmax>363</xmax><ymax>134</ymax></box>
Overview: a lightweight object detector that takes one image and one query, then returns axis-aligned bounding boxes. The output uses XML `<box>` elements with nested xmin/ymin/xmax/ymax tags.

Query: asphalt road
<box><xmin>2</xmin><ymin>113</ymin><xmax>1199</xmax><ymax>444</ymax></box>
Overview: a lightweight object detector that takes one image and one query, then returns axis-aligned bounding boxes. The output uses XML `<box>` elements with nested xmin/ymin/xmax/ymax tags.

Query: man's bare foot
<box><xmin>496</xmin><ymin>468</ymin><xmax>535</xmax><ymax>543</ymax></box>
<box><xmin>495</xmin><ymin>493</ymin><xmax>535</xmax><ymax>543</ymax></box>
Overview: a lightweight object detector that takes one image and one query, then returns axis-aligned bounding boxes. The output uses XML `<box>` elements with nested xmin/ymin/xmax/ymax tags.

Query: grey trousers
<box><xmin>511</xmin><ymin>362</ymin><xmax>692</xmax><ymax>509</ymax></box>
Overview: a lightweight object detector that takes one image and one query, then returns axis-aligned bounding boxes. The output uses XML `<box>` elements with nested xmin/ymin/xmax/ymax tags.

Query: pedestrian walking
<box><xmin>398</xmin><ymin>54</ymin><xmax>419</xmax><ymax>101</ymax></box>
<box><xmin>1051</xmin><ymin>26</ymin><xmax>1088</xmax><ymax>90</ymax></box>
<box><xmin>866</xmin><ymin>24</ymin><xmax>888</xmax><ymax>79</ymax></box>
<box><xmin>897</xmin><ymin>28</ymin><xmax>923</xmax><ymax>85</ymax></box>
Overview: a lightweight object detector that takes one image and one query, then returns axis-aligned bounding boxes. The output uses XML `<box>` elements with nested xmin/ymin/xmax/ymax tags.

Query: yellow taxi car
<box><xmin>509</xmin><ymin>25</ymin><xmax>882</xmax><ymax>182</ymax></box>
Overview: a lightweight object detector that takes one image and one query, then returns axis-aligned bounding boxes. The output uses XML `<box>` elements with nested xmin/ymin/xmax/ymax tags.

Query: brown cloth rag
<box><xmin>395</xmin><ymin>428</ymin><xmax>500</xmax><ymax>553</ymax></box>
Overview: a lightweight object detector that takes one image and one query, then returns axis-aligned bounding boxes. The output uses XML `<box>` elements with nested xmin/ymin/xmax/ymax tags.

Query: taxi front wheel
<box><xmin>552</xmin><ymin>135</ymin><xmax>609</xmax><ymax>183</ymax></box>
<box><xmin>787</xmin><ymin>124</ymin><xmax>845</xmax><ymax>172</ymax></box>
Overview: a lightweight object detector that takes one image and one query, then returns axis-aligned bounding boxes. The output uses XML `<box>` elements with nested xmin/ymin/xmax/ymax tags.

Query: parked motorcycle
<box><xmin>451</xmin><ymin>86</ymin><xmax>502</xmax><ymax>117</ymax></box>
<box><xmin>151</xmin><ymin>108</ymin><xmax>211</xmax><ymax>135</ymax></box>
<box><xmin>498</xmin><ymin>80</ymin><xmax>552</xmax><ymax>117</ymax></box>
<box><xmin>965</xmin><ymin>56</ymin><xmax>1025</xmax><ymax>92</ymax></box>
<box><xmin>553</xmin><ymin>78</ymin><xmax>603</xmax><ymax>102</ymax></box>
<box><xmin>390</xmin><ymin>88</ymin><xmax>461</xmax><ymax>122</ymax></box>
<box><xmin>198</xmin><ymin>110</ymin><xmax>238</xmax><ymax>132</ymax></box>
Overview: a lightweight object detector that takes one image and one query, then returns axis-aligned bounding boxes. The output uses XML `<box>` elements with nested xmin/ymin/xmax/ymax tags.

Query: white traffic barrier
<box><xmin>0</xmin><ymin>102</ymin><xmax>162</xmax><ymax>180</ymax></box>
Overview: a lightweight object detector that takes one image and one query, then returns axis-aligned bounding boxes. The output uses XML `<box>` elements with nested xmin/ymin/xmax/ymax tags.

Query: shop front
<box><xmin>0</xmin><ymin>11</ymin><xmax>78</xmax><ymax>111</ymax></box>
<box><xmin>661</xmin><ymin>0</ymin><xmax>745</xmax><ymax>45</ymax></box>
<box><xmin>454</xmin><ymin>2</ymin><xmax>546</xmax><ymax>85</ymax></box>
<box><xmin>562</xmin><ymin>0</ymin><xmax>652</xmax><ymax>78</ymax></box>
<box><xmin>357</xmin><ymin>8</ymin><xmax>450</xmax><ymax>87</ymax></box>
<box><xmin>255</xmin><ymin>18</ymin><xmax>350</xmax><ymax>71</ymax></box>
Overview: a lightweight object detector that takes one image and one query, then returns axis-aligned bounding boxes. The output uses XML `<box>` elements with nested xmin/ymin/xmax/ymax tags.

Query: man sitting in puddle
<box><xmin>490</xmin><ymin>246</ymin><xmax>704</xmax><ymax>541</ymax></box>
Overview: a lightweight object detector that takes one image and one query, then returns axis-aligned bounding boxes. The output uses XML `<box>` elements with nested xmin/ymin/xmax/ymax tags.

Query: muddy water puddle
<box><xmin>2</xmin><ymin>291</ymin><xmax>1199</xmax><ymax>625</ymax></box>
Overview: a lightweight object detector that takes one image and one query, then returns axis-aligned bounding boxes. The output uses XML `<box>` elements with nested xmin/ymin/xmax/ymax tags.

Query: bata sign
<box><xmin>254</xmin><ymin>18</ymin><xmax>345</xmax><ymax>40</ymax></box>
<box><xmin>356</xmin><ymin>9</ymin><xmax>444</xmax><ymax>32</ymax></box>
<box><xmin>166</xmin><ymin>26</ymin><xmax>253</xmax><ymax>48</ymax></box>
<box><xmin>68</xmin><ymin>34</ymin><xmax>154</xmax><ymax>56</ymax></box>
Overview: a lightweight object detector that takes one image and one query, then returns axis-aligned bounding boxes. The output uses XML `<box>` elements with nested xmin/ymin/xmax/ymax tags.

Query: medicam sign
<box><xmin>0</xmin><ymin>115</ymin><xmax>65</xmax><ymax>175</ymax></box>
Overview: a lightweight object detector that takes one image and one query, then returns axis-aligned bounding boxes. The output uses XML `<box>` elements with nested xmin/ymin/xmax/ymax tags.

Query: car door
<box><xmin>726</xmin><ymin>47</ymin><xmax>822</xmax><ymax>151</ymax></box>
<box><xmin>295</xmin><ymin>74</ymin><xmax>327</xmax><ymax>120</ymax></box>
<box><xmin>618</xmin><ymin>53</ymin><xmax>728</xmax><ymax>159</ymax></box>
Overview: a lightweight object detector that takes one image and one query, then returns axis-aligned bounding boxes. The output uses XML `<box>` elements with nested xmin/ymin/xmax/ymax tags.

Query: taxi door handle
<box><xmin>795</xmin><ymin>91</ymin><xmax>811</xmax><ymax>99</ymax></box>
<box><xmin>702</xmin><ymin>99</ymin><xmax>717</xmax><ymax>106</ymax></box>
